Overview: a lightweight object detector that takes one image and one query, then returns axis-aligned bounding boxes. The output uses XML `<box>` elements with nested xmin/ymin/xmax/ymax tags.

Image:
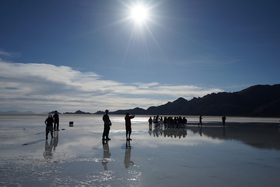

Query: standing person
<box><xmin>45</xmin><ymin>114</ymin><xmax>54</xmax><ymax>139</ymax></box>
<box><xmin>148</xmin><ymin>117</ymin><xmax>152</xmax><ymax>126</ymax></box>
<box><xmin>198</xmin><ymin>115</ymin><xmax>203</xmax><ymax>127</ymax></box>
<box><xmin>222</xmin><ymin>115</ymin><xmax>226</xmax><ymax>127</ymax></box>
<box><xmin>125</xmin><ymin>113</ymin><xmax>135</xmax><ymax>141</ymax></box>
<box><xmin>53</xmin><ymin>111</ymin><xmax>59</xmax><ymax>131</ymax></box>
<box><xmin>102</xmin><ymin>109</ymin><xmax>111</xmax><ymax>141</ymax></box>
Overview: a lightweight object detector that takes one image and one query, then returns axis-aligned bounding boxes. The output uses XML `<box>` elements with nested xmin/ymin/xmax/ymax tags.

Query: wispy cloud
<box><xmin>0</xmin><ymin>50</ymin><xmax>11</xmax><ymax>57</ymax></box>
<box><xmin>0</xmin><ymin>49</ymin><xmax>19</xmax><ymax>60</ymax></box>
<box><xmin>0</xmin><ymin>60</ymin><xmax>223</xmax><ymax>113</ymax></box>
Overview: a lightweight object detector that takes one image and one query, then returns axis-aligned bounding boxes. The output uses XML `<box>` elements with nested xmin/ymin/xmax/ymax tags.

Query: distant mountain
<box><xmin>64</xmin><ymin>110</ymin><xmax>92</xmax><ymax>114</ymax></box>
<box><xmin>3</xmin><ymin>84</ymin><xmax>280</xmax><ymax>117</ymax></box>
<box><xmin>112</xmin><ymin>107</ymin><xmax>147</xmax><ymax>115</ymax></box>
<box><xmin>95</xmin><ymin>107</ymin><xmax>146</xmax><ymax>115</ymax></box>
<box><xmin>108</xmin><ymin>84</ymin><xmax>280</xmax><ymax>117</ymax></box>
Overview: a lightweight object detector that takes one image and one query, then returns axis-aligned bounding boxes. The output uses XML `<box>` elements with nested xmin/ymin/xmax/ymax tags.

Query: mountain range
<box><xmin>102</xmin><ymin>84</ymin><xmax>280</xmax><ymax>117</ymax></box>
<box><xmin>1</xmin><ymin>84</ymin><xmax>280</xmax><ymax>117</ymax></box>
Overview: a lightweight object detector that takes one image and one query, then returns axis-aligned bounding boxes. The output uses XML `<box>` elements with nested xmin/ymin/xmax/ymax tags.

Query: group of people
<box><xmin>44</xmin><ymin>111</ymin><xmax>60</xmax><ymax>139</ymax></box>
<box><xmin>45</xmin><ymin>110</ymin><xmax>227</xmax><ymax>141</ymax></box>
<box><xmin>149</xmin><ymin>115</ymin><xmax>188</xmax><ymax>128</ymax></box>
<box><xmin>44</xmin><ymin>109</ymin><xmax>135</xmax><ymax>142</ymax></box>
<box><xmin>102</xmin><ymin>110</ymin><xmax>135</xmax><ymax>143</ymax></box>
<box><xmin>149</xmin><ymin>114</ymin><xmax>227</xmax><ymax>128</ymax></box>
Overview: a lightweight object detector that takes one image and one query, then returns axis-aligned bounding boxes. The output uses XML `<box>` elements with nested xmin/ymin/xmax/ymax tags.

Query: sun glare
<box><xmin>129</xmin><ymin>3</ymin><xmax>150</xmax><ymax>25</ymax></box>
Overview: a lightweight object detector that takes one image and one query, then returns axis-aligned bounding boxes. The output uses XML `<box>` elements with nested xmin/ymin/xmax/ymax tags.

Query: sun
<box><xmin>128</xmin><ymin>3</ymin><xmax>150</xmax><ymax>26</ymax></box>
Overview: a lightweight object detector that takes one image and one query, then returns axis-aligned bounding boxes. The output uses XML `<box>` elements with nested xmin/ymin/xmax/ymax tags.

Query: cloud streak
<box><xmin>0</xmin><ymin>60</ymin><xmax>223</xmax><ymax>113</ymax></box>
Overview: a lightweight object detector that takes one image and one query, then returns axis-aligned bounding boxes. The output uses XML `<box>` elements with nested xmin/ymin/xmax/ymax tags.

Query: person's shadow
<box><xmin>124</xmin><ymin>140</ymin><xmax>134</xmax><ymax>168</ymax></box>
<box><xmin>102</xmin><ymin>142</ymin><xmax>111</xmax><ymax>170</ymax></box>
<box><xmin>43</xmin><ymin>139</ymin><xmax>54</xmax><ymax>159</ymax></box>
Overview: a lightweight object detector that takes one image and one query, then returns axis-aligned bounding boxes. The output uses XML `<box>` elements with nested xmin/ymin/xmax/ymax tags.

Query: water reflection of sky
<box><xmin>0</xmin><ymin>115</ymin><xmax>280</xmax><ymax>186</ymax></box>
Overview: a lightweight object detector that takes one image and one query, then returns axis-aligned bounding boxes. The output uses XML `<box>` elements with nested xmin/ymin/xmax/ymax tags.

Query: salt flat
<box><xmin>0</xmin><ymin>115</ymin><xmax>280</xmax><ymax>187</ymax></box>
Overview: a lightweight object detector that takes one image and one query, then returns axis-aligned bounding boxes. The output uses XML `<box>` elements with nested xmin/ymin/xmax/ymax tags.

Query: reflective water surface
<box><xmin>0</xmin><ymin>115</ymin><xmax>280</xmax><ymax>187</ymax></box>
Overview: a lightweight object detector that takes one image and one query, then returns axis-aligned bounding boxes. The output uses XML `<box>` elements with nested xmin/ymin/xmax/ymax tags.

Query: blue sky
<box><xmin>0</xmin><ymin>0</ymin><xmax>279</xmax><ymax>113</ymax></box>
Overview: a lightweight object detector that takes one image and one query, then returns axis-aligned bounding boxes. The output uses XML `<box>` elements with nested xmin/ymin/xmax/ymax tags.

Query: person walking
<box><xmin>53</xmin><ymin>111</ymin><xmax>59</xmax><ymax>131</ymax></box>
<box><xmin>45</xmin><ymin>114</ymin><xmax>54</xmax><ymax>139</ymax></box>
<box><xmin>102</xmin><ymin>110</ymin><xmax>111</xmax><ymax>141</ymax></box>
<box><xmin>125</xmin><ymin>113</ymin><xmax>135</xmax><ymax>141</ymax></box>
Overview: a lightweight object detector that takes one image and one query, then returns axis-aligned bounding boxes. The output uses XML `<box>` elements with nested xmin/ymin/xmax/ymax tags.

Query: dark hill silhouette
<box><xmin>109</xmin><ymin>84</ymin><xmax>280</xmax><ymax>117</ymax></box>
<box><xmin>95</xmin><ymin>107</ymin><xmax>146</xmax><ymax>115</ymax></box>
<box><xmin>109</xmin><ymin>107</ymin><xmax>146</xmax><ymax>115</ymax></box>
<box><xmin>64</xmin><ymin>110</ymin><xmax>91</xmax><ymax>114</ymax></box>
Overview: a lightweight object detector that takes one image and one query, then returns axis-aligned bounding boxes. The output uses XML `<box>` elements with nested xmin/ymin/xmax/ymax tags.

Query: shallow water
<box><xmin>0</xmin><ymin>115</ymin><xmax>280</xmax><ymax>187</ymax></box>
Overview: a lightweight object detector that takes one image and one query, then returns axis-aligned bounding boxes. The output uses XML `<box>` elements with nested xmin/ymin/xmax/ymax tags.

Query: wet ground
<box><xmin>0</xmin><ymin>115</ymin><xmax>280</xmax><ymax>187</ymax></box>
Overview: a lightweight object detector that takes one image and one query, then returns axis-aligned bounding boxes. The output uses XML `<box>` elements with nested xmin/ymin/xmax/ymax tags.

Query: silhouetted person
<box><xmin>53</xmin><ymin>111</ymin><xmax>59</xmax><ymax>131</ymax></box>
<box><xmin>148</xmin><ymin>117</ymin><xmax>152</xmax><ymax>126</ymax></box>
<box><xmin>198</xmin><ymin>115</ymin><xmax>202</xmax><ymax>127</ymax></box>
<box><xmin>182</xmin><ymin>117</ymin><xmax>187</xmax><ymax>124</ymax></box>
<box><xmin>125</xmin><ymin>113</ymin><xmax>135</xmax><ymax>141</ymax></box>
<box><xmin>102</xmin><ymin>142</ymin><xmax>111</xmax><ymax>170</ymax></box>
<box><xmin>102</xmin><ymin>109</ymin><xmax>111</xmax><ymax>142</ymax></box>
<box><xmin>222</xmin><ymin>115</ymin><xmax>226</xmax><ymax>127</ymax></box>
<box><xmin>45</xmin><ymin>114</ymin><xmax>54</xmax><ymax>139</ymax></box>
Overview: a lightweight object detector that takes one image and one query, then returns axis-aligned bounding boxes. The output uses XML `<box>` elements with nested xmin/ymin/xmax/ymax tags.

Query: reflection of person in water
<box><xmin>199</xmin><ymin>126</ymin><xmax>203</xmax><ymax>136</ymax></box>
<box><xmin>223</xmin><ymin>126</ymin><xmax>226</xmax><ymax>137</ymax></box>
<box><xmin>148</xmin><ymin>124</ymin><xmax>152</xmax><ymax>136</ymax></box>
<box><xmin>124</xmin><ymin>142</ymin><xmax>134</xmax><ymax>168</ymax></box>
<box><xmin>53</xmin><ymin>131</ymin><xmax>59</xmax><ymax>151</ymax></box>
<box><xmin>43</xmin><ymin>139</ymin><xmax>54</xmax><ymax>159</ymax></box>
<box><xmin>102</xmin><ymin>142</ymin><xmax>111</xmax><ymax>170</ymax></box>
<box><xmin>162</xmin><ymin>128</ymin><xmax>187</xmax><ymax>138</ymax></box>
